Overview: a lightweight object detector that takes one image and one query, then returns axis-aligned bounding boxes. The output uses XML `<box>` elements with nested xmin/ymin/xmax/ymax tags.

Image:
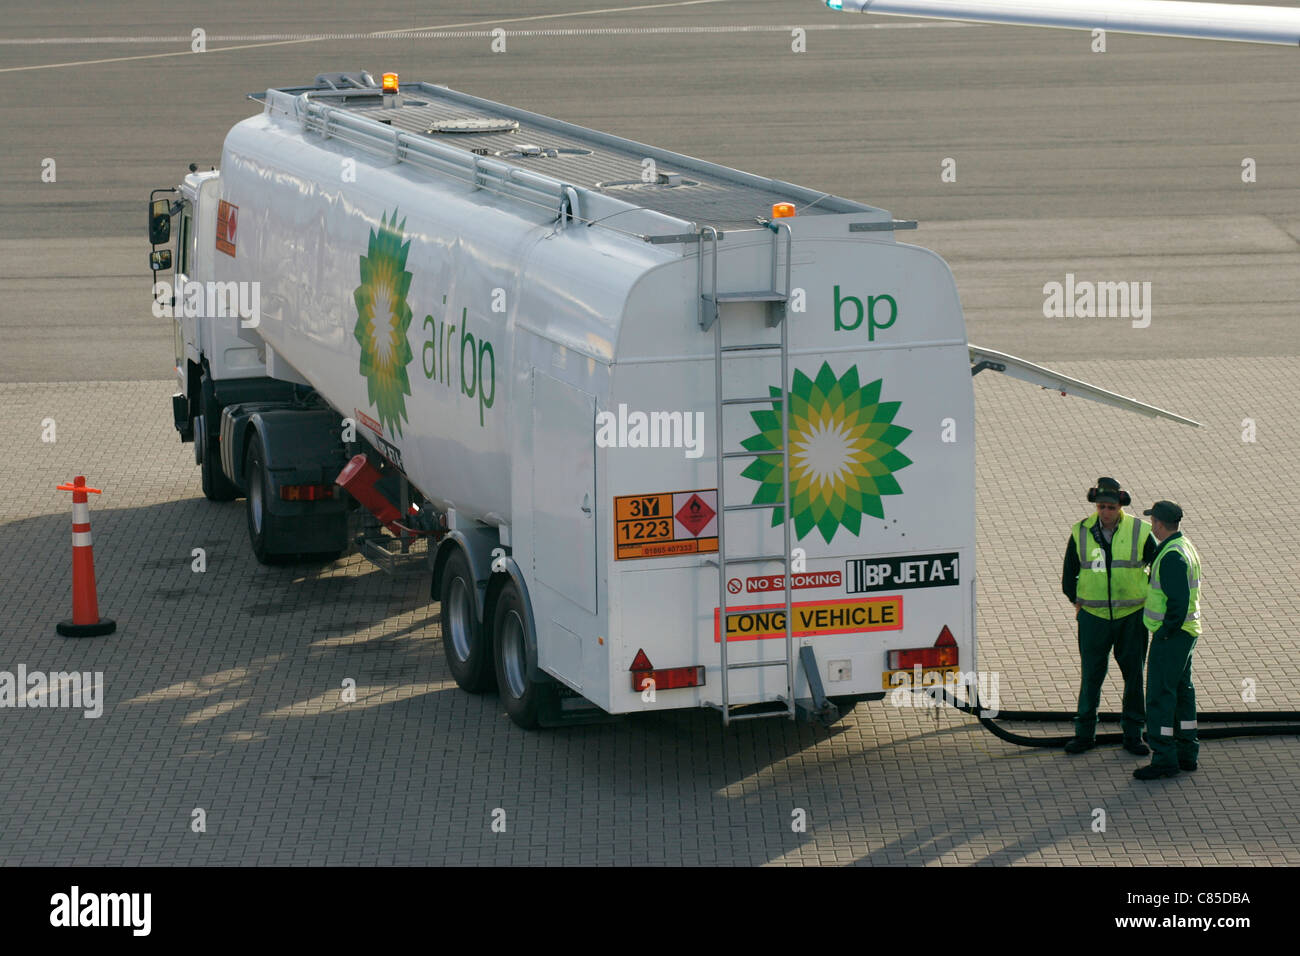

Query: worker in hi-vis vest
<box><xmin>1061</xmin><ymin>477</ymin><xmax>1158</xmax><ymax>756</ymax></box>
<box><xmin>1133</xmin><ymin>500</ymin><xmax>1202</xmax><ymax>780</ymax></box>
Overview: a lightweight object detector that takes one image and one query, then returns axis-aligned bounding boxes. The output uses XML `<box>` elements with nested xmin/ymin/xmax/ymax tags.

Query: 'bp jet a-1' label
<box><xmin>845</xmin><ymin>552</ymin><xmax>959</xmax><ymax>594</ymax></box>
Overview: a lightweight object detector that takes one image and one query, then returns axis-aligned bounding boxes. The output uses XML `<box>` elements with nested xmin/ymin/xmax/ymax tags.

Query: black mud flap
<box><xmin>536</xmin><ymin>681</ymin><xmax>620</xmax><ymax>728</ymax></box>
<box><xmin>172</xmin><ymin>393</ymin><xmax>193</xmax><ymax>441</ymax></box>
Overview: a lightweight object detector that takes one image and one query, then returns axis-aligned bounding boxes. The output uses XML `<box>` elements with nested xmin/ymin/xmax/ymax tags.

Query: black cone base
<box><xmin>56</xmin><ymin>617</ymin><xmax>116</xmax><ymax>637</ymax></box>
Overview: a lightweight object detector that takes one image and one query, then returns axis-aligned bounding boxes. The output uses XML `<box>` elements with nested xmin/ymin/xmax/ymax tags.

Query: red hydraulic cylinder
<box><xmin>335</xmin><ymin>454</ymin><xmax>404</xmax><ymax>534</ymax></box>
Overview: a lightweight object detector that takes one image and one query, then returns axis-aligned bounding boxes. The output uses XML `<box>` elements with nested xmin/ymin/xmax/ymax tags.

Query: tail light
<box><xmin>887</xmin><ymin>646</ymin><xmax>958</xmax><ymax>669</ymax></box>
<box><xmin>886</xmin><ymin>625</ymin><xmax>959</xmax><ymax>669</ymax></box>
<box><xmin>629</xmin><ymin>649</ymin><xmax>705</xmax><ymax>692</ymax></box>
<box><xmin>280</xmin><ymin>483</ymin><xmax>336</xmax><ymax>501</ymax></box>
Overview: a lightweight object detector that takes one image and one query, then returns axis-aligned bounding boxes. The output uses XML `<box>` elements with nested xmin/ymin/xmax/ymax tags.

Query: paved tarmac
<box><xmin>1</xmin><ymin>0</ymin><xmax>1297</xmax><ymax>865</ymax></box>
<box><xmin>4</xmin><ymin>0</ymin><xmax>1299</xmax><ymax>379</ymax></box>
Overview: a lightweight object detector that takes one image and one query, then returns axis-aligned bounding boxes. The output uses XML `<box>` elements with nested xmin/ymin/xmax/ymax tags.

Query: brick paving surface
<box><xmin>1</xmin><ymin>362</ymin><xmax>1296</xmax><ymax>866</ymax></box>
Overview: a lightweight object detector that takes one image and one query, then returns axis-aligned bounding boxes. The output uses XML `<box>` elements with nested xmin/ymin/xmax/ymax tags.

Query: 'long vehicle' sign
<box><xmin>715</xmin><ymin>596</ymin><xmax>903</xmax><ymax>642</ymax></box>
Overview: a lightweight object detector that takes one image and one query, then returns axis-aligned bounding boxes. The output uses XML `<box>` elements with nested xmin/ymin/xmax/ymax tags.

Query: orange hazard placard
<box><xmin>714</xmin><ymin>596</ymin><xmax>903</xmax><ymax>642</ymax></box>
<box><xmin>216</xmin><ymin>200</ymin><xmax>238</xmax><ymax>257</ymax></box>
<box><xmin>614</xmin><ymin>488</ymin><xmax>718</xmax><ymax>560</ymax></box>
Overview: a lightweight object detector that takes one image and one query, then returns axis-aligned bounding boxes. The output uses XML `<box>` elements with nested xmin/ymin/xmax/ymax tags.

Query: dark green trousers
<box><xmin>1074</xmin><ymin>609</ymin><xmax>1148</xmax><ymax>741</ymax></box>
<box><xmin>1145</xmin><ymin>629</ymin><xmax>1199</xmax><ymax>769</ymax></box>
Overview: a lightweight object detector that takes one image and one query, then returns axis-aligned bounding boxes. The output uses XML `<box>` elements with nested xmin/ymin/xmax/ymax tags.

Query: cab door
<box><xmin>175</xmin><ymin>197</ymin><xmax>200</xmax><ymax>374</ymax></box>
<box><xmin>173</xmin><ymin>200</ymin><xmax>197</xmax><ymax>377</ymax></box>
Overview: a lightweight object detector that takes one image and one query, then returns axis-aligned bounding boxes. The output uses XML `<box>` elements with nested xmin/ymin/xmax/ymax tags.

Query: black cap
<box><xmin>1094</xmin><ymin>477</ymin><xmax>1121</xmax><ymax>503</ymax></box>
<box><xmin>1143</xmin><ymin>500</ymin><xmax>1184</xmax><ymax>523</ymax></box>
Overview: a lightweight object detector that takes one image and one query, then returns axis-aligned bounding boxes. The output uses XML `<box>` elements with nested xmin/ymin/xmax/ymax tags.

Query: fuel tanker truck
<box><xmin>147</xmin><ymin>71</ymin><xmax>1194</xmax><ymax>729</ymax></box>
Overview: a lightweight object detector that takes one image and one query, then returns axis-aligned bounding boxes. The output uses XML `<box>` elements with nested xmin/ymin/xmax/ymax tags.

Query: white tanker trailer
<box><xmin>147</xmin><ymin>71</ymin><xmax>1193</xmax><ymax>728</ymax></box>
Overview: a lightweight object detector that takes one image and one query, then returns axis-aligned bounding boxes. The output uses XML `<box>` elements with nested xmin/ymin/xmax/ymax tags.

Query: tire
<box><xmin>492</xmin><ymin>578</ymin><xmax>548</xmax><ymax>729</ymax></box>
<box><xmin>198</xmin><ymin>375</ymin><xmax>239</xmax><ymax>502</ymax></box>
<box><xmin>440</xmin><ymin>549</ymin><xmax>495</xmax><ymax>692</ymax></box>
<box><xmin>244</xmin><ymin>439</ymin><xmax>283</xmax><ymax>565</ymax></box>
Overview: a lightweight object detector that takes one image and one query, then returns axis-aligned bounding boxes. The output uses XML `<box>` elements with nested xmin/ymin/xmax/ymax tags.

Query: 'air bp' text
<box><xmin>420</xmin><ymin>299</ymin><xmax>496</xmax><ymax>427</ymax></box>
<box><xmin>715</xmin><ymin>596</ymin><xmax>903</xmax><ymax>642</ymax></box>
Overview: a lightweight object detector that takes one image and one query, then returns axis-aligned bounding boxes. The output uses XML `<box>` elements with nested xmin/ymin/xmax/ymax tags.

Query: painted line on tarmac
<box><xmin>0</xmin><ymin>0</ymin><xmax>726</xmax><ymax>70</ymax></box>
<box><xmin>0</xmin><ymin>22</ymin><xmax>972</xmax><ymax>44</ymax></box>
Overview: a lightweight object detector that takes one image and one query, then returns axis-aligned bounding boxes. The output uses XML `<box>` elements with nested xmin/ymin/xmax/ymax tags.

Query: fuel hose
<box><xmin>928</xmin><ymin>687</ymin><xmax>1300</xmax><ymax>748</ymax></box>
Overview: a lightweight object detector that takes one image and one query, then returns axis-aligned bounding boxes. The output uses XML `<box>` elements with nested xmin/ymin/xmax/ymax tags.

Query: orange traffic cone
<box><xmin>55</xmin><ymin>475</ymin><xmax>116</xmax><ymax>637</ymax></box>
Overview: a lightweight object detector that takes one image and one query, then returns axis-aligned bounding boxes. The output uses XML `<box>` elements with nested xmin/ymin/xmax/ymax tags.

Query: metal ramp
<box><xmin>700</xmin><ymin>221</ymin><xmax>798</xmax><ymax>726</ymax></box>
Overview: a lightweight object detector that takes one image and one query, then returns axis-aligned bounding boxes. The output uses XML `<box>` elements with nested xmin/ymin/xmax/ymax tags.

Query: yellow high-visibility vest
<box><xmin>1144</xmin><ymin>536</ymin><xmax>1202</xmax><ymax>637</ymax></box>
<box><xmin>1072</xmin><ymin>511</ymin><xmax>1151</xmax><ymax>619</ymax></box>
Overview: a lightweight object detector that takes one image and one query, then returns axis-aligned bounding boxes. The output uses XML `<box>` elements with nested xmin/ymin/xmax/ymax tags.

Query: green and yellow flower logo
<box><xmin>740</xmin><ymin>362</ymin><xmax>912</xmax><ymax>543</ymax></box>
<box><xmin>353</xmin><ymin>210</ymin><xmax>415</xmax><ymax>436</ymax></box>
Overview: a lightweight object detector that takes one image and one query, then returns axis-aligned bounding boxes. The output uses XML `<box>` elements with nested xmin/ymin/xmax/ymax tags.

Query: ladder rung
<box><xmin>728</xmin><ymin>708</ymin><xmax>794</xmax><ymax>722</ymax></box>
<box><xmin>719</xmin><ymin>343</ymin><xmax>781</xmax><ymax>353</ymax></box>
<box><xmin>726</xmin><ymin>659</ymin><xmax>791</xmax><ymax>670</ymax></box>
<box><xmin>712</xmin><ymin>291</ymin><xmax>789</xmax><ymax>303</ymax></box>
<box><xmin>721</xmin><ymin>396</ymin><xmax>783</xmax><ymax>406</ymax></box>
<box><xmin>724</xmin><ymin>501</ymin><xmax>779</xmax><ymax>512</ymax></box>
<box><xmin>720</xmin><ymin>553</ymin><xmax>785</xmax><ymax>565</ymax></box>
<box><xmin>723</xmin><ymin>448</ymin><xmax>783</xmax><ymax>459</ymax></box>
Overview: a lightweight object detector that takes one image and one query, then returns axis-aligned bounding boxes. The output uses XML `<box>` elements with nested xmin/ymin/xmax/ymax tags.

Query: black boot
<box><xmin>1134</xmin><ymin>764</ymin><xmax>1180</xmax><ymax>780</ymax></box>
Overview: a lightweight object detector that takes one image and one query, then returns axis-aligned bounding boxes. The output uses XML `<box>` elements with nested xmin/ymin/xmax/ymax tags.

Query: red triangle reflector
<box><xmin>629</xmin><ymin>649</ymin><xmax>653</xmax><ymax>672</ymax></box>
<box><xmin>935</xmin><ymin>625</ymin><xmax>956</xmax><ymax>647</ymax></box>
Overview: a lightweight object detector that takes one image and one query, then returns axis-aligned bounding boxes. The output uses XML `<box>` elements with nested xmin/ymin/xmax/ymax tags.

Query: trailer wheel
<box><xmin>244</xmin><ymin>440</ymin><xmax>285</xmax><ymax>565</ymax></box>
<box><xmin>198</xmin><ymin>375</ymin><xmax>239</xmax><ymax>502</ymax></box>
<box><xmin>440</xmin><ymin>549</ymin><xmax>495</xmax><ymax>692</ymax></box>
<box><xmin>492</xmin><ymin>579</ymin><xmax>545</xmax><ymax>729</ymax></box>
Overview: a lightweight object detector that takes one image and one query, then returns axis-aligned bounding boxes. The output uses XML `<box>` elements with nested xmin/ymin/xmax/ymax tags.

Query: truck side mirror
<box><xmin>148</xmin><ymin>198</ymin><xmax>171</xmax><ymax>245</ymax></box>
<box><xmin>150</xmin><ymin>249</ymin><xmax>173</xmax><ymax>272</ymax></box>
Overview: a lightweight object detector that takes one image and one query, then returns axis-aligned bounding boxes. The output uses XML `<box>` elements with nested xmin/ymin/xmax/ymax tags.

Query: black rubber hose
<box><xmin>982</xmin><ymin>708</ymin><xmax>1300</xmax><ymax>723</ymax></box>
<box><xmin>926</xmin><ymin>687</ymin><xmax>1300</xmax><ymax>749</ymax></box>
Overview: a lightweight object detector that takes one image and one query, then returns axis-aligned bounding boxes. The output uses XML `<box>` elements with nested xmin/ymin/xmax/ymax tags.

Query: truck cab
<box><xmin>154</xmin><ymin>170</ymin><xmax>269</xmax><ymax>436</ymax></box>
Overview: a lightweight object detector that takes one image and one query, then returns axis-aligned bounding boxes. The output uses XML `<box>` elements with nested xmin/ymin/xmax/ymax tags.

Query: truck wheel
<box><xmin>244</xmin><ymin>440</ymin><xmax>284</xmax><ymax>565</ymax></box>
<box><xmin>492</xmin><ymin>579</ymin><xmax>547</xmax><ymax>729</ymax></box>
<box><xmin>198</xmin><ymin>375</ymin><xmax>239</xmax><ymax>502</ymax></box>
<box><xmin>440</xmin><ymin>549</ymin><xmax>495</xmax><ymax>692</ymax></box>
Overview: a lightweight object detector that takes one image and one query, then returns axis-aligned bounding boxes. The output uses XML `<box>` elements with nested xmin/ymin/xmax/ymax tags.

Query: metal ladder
<box><xmin>699</xmin><ymin>221</ymin><xmax>797</xmax><ymax>726</ymax></box>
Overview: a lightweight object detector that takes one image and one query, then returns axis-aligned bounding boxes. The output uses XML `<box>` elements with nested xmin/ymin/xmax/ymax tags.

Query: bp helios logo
<box><xmin>353</xmin><ymin>210</ymin><xmax>416</xmax><ymax>436</ymax></box>
<box><xmin>740</xmin><ymin>362</ymin><xmax>911</xmax><ymax>543</ymax></box>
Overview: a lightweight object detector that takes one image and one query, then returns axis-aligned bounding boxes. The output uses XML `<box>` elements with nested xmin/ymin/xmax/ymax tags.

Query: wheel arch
<box><xmin>225</xmin><ymin>406</ymin><xmax>348</xmax><ymax>508</ymax></box>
